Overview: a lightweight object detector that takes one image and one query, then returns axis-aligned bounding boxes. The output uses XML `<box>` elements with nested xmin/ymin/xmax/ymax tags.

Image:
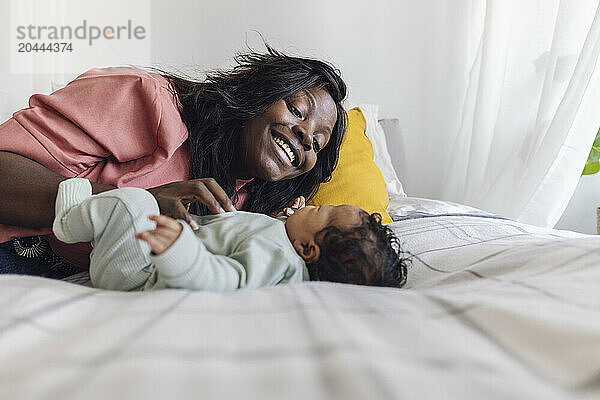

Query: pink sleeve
<box><xmin>0</xmin><ymin>66</ymin><xmax>189</xmax><ymax>243</ymax></box>
<box><xmin>0</xmin><ymin>67</ymin><xmax>187</xmax><ymax>179</ymax></box>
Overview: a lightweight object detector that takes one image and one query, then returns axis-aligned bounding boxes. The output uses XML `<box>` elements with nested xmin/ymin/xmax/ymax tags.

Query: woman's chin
<box><xmin>257</xmin><ymin>159</ymin><xmax>293</xmax><ymax>181</ymax></box>
<box><xmin>263</xmin><ymin>170</ymin><xmax>289</xmax><ymax>182</ymax></box>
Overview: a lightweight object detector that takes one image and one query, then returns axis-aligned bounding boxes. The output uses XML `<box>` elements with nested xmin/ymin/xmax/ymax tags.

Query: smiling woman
<box><xmin>0</xmin><ymin>44</ymin><xmax>347</xmax><ymax>276</ymax></box>
<box><xmin>158</xmin><ymin>45</ymin><xmax>348</xmax><ymax>217</ymax></box>
<box><xmin>239</xmin><ymin>87</ymin><xmax>337</xmax><ymax>181</ymax></box>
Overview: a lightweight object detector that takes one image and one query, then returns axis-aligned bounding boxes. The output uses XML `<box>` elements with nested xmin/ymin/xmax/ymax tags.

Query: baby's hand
<box><xmin>284</xmin><ymin>195</ymin><xmax>306</xmax><ymax>216</ymax></box>
<box><xmin>269</xmin><ymin>196</ymin><xmax>306</xmax><ymax>217</ymax></box>
<box><xmin>288</xmin><ymin>196</ymin><xmax>306</xmax><ymax>211</ymax></box>
<box><xmin>135</xmin><ymin>215</ymin><xmax>183</xmax><ymax>255</ymax></box>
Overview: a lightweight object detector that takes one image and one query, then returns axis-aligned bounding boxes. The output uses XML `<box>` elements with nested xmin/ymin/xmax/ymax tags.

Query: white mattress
<box><xmin>0</xmin><ymin>197</ymin><xmax>599</xmax><ymax>400</ymax></box>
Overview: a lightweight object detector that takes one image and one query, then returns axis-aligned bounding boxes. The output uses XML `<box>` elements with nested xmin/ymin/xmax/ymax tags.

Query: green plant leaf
<box><xmin>582</xmin><ymin>127</ymin><xmax>600</xmax><ymax>175</ymax></box>
<box><xmin>583</xmin><ymin>160</ymin><xmax>600</xmax><ymax>175</ymax></box>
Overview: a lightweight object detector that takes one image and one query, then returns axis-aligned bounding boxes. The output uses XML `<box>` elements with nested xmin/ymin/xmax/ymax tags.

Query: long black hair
<box><xmin>153</xmin><ymin>44</ymin><xmax>347</xmax><ymax>216</ymax></box>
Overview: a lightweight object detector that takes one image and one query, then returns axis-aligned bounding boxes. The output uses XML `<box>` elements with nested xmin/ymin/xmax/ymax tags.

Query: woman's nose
<box><xmin>293</xmin><ymin>125</ymin><xmax>314</xmax><ymax>151</ymax></box>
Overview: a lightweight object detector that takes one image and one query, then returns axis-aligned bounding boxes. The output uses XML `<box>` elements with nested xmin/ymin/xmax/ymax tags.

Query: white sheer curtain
<box><xmin>441</xmin><ymin>0</ymin><xmax>600</xmax><ymax>227</ymax></box>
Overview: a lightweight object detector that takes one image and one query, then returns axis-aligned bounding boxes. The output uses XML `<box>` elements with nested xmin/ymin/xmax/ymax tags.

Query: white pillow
<box><xmin>344</xmin><ymin>103</ymin><xmax>407</xmax><ymax>198</ymax></box>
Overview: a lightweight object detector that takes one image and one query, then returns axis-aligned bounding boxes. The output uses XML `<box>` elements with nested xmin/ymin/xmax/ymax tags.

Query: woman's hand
<box><xmin>135</xmin><ymin>215</ymin><xmax>183</xmax><ymax>255</ymax></box>
<box><xmin>269</xmin><ymin>196</ymin><xmax>306</xmax><ymax>217</ymax></box>
<box><xmin>147</xmin><ymin>178</ymin><xmax>236</xmax><ymax>229</ymax></box>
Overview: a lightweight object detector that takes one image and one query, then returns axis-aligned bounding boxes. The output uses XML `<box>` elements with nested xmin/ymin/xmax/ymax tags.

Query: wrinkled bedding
<box><xmin>0</xmin><ymin>197</ymin><xmax>599</xmax><ymax>399</ymax></box>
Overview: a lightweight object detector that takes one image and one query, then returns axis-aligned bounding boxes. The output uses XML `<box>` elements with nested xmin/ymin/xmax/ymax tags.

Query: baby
<box><xmin>52</xmin><ymin>178</ymin><xmax>409</xmax><ymax>291</ymax></box>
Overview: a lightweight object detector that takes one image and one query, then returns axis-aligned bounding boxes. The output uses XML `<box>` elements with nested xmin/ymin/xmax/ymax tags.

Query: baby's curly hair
<box><xmin>306</xmin><ymin>212</ymin><xmax>410</xmax><ymax>288</ymax></box>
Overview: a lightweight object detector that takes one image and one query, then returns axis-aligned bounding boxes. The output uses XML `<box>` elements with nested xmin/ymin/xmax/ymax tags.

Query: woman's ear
<box><xmin>293</xmin><ymin>239</ymin><xmax>320</xmax><ymax>263</ymax></box>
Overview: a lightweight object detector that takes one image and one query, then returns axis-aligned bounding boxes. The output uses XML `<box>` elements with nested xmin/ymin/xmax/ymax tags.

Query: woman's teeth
<box><xmin>274</xmin><ymin>136</ymin><xmax>296</xmax><ymax>164</ymax></box>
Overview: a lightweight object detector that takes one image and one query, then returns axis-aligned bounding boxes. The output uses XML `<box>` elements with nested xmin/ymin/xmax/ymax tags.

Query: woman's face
<box><xmin>238</xmin><ymin>86</ymin><xmax>338</xmax><ymax>181</ymax></box>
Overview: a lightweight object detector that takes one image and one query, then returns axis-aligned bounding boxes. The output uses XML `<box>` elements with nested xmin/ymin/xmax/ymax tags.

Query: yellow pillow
<box><xmin>308</xmin><ymin>107</ymin><xmax>392</xmax><ymax>223</ymax></box>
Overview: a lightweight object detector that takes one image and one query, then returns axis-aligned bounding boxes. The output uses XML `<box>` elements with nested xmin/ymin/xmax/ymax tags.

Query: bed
<box><xmin>1</xmin><ymin>193</ymin><xmax>599</xmax><ymax>400</ymax></box>
<box><xmin>1</xmin><ymin>110</ymin><xmax>599</xmax><ymax>400</ymax></box>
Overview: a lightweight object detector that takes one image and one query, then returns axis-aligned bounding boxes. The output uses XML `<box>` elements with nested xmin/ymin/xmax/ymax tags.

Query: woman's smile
<box><xmin>271</xmin><ymin>128</ymin><xmax>301</xmax><ymax>167</ymax></box>
<box><xmin>237</xmin><ymin>86</ymin><xmax>337</xmax><ymax>181</ymax></box>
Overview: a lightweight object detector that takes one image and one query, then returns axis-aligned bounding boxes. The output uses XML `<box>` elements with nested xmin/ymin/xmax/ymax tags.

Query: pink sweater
<box><xmin>0</xmin><ymin>66</ymin><xmax>252</xmax><ymax>269</ymax></box>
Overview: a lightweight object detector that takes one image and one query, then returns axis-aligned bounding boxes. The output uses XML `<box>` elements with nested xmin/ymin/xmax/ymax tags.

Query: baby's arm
<box><xmin>139</xmin><ymin>216</ymin><xmax>303</xmax><ymax>291</ymax></box>
<box><xmin>136</xmin><ymin>214</ymin><xmax>245</xmax><ymax>290</ymax></box>
<box><xmin>139</xmin><ymin>219</ymin><xmax>267</xmax><ymax>291</ymax></box>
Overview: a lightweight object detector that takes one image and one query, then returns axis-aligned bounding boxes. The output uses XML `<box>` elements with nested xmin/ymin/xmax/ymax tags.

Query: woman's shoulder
<box><xmin>73</xmin><ymin>66</ymin><xmax>156</xmax><ymax>82</ymax></box>
<box><xmin>59</xmin><ymin>66</ymin><xmax>179</xmax><ymax>112</ymax></box>
<box><xmin>68</xmin><ymin>66</ymin><xmax>171</xmax><ymax>98</ymax></box>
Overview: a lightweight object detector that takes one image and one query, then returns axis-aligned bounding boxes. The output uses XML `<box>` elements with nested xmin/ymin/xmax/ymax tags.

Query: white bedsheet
<box><xmin>1</xmin><ymin>198</ymin><xmax>599</xmax><ymax>400</ymax></box>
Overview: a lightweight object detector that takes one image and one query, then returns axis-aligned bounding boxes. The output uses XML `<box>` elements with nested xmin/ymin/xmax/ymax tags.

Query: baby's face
<box><xmin>284</xmin><ymin>205</ymin><xmax>365</xmax><ymax>261</ymax></box>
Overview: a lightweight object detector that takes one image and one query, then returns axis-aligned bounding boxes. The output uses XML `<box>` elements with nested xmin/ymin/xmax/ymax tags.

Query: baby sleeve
<box><xmin>149</xmin><ymin>223</ymin><xmax>305</xmax><ymax>291</ymax></box>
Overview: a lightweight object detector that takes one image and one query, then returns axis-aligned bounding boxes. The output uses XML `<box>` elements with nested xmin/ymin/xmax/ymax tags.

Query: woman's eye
<box><xmin>286</xmin><ymin>100</ymin><xmax>302</xmax><ymax>119</ymax></box>
<box><xmin>313</xmin><ymin>138</ymin><xmax>321</xmax><ymax>152</ymax></box>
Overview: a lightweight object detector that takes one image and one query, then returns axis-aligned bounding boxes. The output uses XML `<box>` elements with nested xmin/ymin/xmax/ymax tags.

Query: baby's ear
<box><xmin>293</xmin><ymin>239</ymin><xmax>320</xmax><ymax>263</ymax></box>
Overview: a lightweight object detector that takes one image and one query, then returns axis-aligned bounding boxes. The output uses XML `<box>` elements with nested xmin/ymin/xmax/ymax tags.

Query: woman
<box><xmin>0</xmin><ymin>45</ymin><xmax>347</xmax><ymax>278</ymax></box>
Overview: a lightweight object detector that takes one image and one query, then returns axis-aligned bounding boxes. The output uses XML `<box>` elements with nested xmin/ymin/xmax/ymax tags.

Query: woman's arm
<box><xmin>0</xmin><ymin>151</ymin><xmax>115</xmax><ymax>228</ymax></box>
<box><xmin>0</xmin><ymin>151</ymin><xmax>235</xmax><ymax>230</ymax></box>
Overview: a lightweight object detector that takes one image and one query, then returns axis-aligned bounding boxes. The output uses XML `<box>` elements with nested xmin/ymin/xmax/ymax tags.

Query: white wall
<box><xmin>0</xmin><ymin>0</ymin><xmax>595</xmax><ymax>233</ymax></box>
<box><xmin>147</xmin><ymin>0</ymin><xmax>472</xmax><ymax>201</ymax></box>
<box><xmin>555</xmin><ymin>174</ymin><xmax>600</xmax><ymax>234</ymax></box>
